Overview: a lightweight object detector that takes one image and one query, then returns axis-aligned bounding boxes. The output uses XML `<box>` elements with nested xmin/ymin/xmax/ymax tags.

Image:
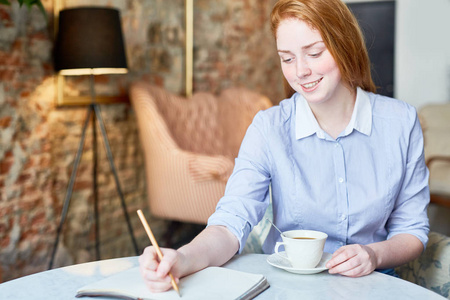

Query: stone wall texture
<box><xmin>0</xmin><ymin>0</ymin><xmax>283</xmax><ymax>282</ymax></box>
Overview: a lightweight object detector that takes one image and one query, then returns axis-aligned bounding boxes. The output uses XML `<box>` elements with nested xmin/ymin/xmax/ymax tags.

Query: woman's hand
<box><xmin>326</xmin><ymin>234</ymin><xmax>423</xmax><ymax>277</ymax></box>
<box><xmin>326</xmin><ymin>244</ymin><xmax>378</xmax><ymax>277</ymax></box>
<box><xmin>138</xmin><ymin>246</ymin><xmax>184</xmax><ymax>293</ymax></box>
<box><xmin>138</xmin><ymin>225</ymin><xmax>239</xmax><ymax>293</ymax></box>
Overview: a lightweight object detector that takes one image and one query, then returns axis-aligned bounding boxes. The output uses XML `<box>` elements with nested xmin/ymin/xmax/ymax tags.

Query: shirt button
<box><xmin>334</xmin><ymin>143</ymin><xmax>339</xmax><ymax>148</ymax></box>
<box><xmin>338</xmin><ymin>177</ymin><xmax>344</xmax><ymax>183</ymax></box>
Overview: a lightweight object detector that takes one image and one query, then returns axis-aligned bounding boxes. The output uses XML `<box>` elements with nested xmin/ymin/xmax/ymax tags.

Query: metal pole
<box><xmin>93</xmin><ymin>104</ymin><xmax>139</xmax><ymax>255</ymax></box>
<box><xmin>49</xmin><ymin>72</ymin><xmax>139</xmax><ymax>270</ymax></box>
<box><xmin>89</xmin><ymin>74</ymin><xmax>139</xmax><ymax>255</ymax></box>
<box><xmin>90</xmin><ymin>74</ymin><xmax>100</xmax><ymax>260</ymax></box>
<box><xmin>48</xmin><ymin>106</ymin><xmax>92</xmax><ymax>269</ymax></box>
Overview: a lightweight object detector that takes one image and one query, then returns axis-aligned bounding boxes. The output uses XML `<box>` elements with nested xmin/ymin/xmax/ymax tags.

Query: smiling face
<box><xmin>276</xmin><ymin>18</ymin><xmax>348</xmax><ymax>105</ymax></box>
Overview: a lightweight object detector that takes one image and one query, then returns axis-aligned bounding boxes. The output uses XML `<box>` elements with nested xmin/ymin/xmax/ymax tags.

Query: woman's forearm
<box><xmin>367</xmin><ymin>233</ymin><xmax>424</xmax><ymax>269</ymax></box>
<box><xmin>176</xmin><ymin>225</ymin><xmax>240</xmax><ymax>277</ymax></box>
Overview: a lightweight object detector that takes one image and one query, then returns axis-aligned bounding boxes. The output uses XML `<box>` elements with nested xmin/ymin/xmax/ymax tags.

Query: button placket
<box><xmin>332</xmin><ymin>141</ymin><xmax>349</xmax><ymax>244</ymax></box>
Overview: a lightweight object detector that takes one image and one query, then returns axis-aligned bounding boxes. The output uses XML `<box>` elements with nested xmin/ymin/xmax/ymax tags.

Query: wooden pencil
<box><xmin>137</xmin><ymin>209</ymin><xmax>181</xmax><ymax>297</ymax></box>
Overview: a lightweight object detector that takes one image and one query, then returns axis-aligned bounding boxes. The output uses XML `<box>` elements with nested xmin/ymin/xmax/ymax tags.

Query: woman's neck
<box><xmin>309</xmin><ymin>87</ymin><xmax>357</xmax><ymax>139</ymax></box>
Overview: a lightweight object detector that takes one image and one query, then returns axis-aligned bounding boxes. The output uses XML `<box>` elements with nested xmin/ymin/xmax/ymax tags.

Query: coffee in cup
<box><xmin>274</xmin><ymin>229</ymin><xmax>327</xmax><ymax>269</ymax></box>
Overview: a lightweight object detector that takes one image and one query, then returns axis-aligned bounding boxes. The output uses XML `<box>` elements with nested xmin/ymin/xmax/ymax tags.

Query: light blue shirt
<box><xmin>208</xmin><ymin>88</ymin><xmax>430</xmax><ymax>254</ymax></box>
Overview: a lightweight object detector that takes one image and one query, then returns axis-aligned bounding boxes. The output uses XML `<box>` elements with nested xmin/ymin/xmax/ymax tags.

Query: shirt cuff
<box><xmin>387</xmin><ymin>229</ymin><xmax>429</xmax><ymax>250</ymax></box>
<box><xmin>207</xmin><ymin>209</ymin><xmax>252</xmax><ymax>254</ymax></box>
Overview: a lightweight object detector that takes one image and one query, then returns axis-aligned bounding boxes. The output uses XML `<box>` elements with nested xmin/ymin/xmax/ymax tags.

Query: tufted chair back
<box><xmin>130</xmin><ymin>81</ymin><xmax>272</xmax><ymax>224</ymax></box>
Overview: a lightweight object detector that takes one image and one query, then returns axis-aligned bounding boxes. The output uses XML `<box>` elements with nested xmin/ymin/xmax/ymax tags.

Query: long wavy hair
<box><xmin>270</xmin><ymin>0</ymin><xmax>376</xmax><ymax>98</ymax></box>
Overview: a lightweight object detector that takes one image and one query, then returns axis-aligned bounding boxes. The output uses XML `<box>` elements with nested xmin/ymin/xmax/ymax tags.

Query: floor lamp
<box><xmin>49</xmin><ymin>7</ymin><xmax>139</xmax><ymax>269</ymax></box>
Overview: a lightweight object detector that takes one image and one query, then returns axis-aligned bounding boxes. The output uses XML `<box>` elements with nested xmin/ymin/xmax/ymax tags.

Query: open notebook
<box><xmin>76</xmin><ymin>266</ymin><xmax>269</xmax><ymax>300</ymax></box>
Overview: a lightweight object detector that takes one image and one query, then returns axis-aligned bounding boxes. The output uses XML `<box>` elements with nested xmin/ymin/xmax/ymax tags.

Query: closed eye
<box><xmin>280</xmin><ymin>56</ymin><xmax>295</xmax><ymax>64</ymax></box>
<box><xmin>308</xmin><ymin>51</ymin><xmax>323</xmax><ymax>58</ymax></box>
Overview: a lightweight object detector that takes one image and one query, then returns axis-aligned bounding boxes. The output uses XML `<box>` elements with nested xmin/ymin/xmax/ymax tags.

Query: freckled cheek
<box><xmin>315</xmin><ymin>58</ymin><xmax>340</xmax><ymax>77</ymax></box>
<box><xmin>281</xmin><ymin>65</ymin><xmax>296</xmax><ymax>83</ymax></box>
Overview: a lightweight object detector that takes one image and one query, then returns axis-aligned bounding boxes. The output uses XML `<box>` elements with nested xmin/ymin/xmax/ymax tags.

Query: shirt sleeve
<box><xmin>386</xmin><ymin>107</ymin><xmax>430</xmax><ymax>249</ymax></box>
<box><xmin>207</xmin><ymin>112</ymin><xmax>272</xmax><ymax>254</ymax></box>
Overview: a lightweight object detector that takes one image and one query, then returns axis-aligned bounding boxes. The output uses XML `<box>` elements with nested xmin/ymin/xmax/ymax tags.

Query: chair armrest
<box><xmin>187</xmin><ymin>152</ymin><xmax>234</xmax><ymax>183</ymax></box>
<box><xmin>426</xmin><ymin>154</ymin><xmax>450</xmax><ymax>207</ymax></box>
<box><xmin>426</xmin><ymin>155</ymin><xmax>450</xmax><ymax>168</ymax></box>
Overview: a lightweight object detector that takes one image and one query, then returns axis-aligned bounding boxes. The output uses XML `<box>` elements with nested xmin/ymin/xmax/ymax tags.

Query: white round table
<box><xmin>0</xmin><ymin>253</ymin><xmax>445</xmax><ymax>299</ymax></box>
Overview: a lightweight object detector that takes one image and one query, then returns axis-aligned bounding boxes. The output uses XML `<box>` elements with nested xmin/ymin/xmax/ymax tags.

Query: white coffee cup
<box><xmin>274</xmin><ymin>229</ymin><xmax>328</xmax><ymax>269</ymax></box>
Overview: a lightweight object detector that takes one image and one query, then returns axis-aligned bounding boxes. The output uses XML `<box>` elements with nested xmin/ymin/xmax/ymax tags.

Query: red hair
<box><xmin>271</xmin><ymin>0</ymin><xmax>376</xmax><ymax>98</ymax></box>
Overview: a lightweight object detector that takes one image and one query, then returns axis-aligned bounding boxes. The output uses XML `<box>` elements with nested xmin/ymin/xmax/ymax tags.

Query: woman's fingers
<box><xmin>139</xmin><ymin>246</ymin><xmax>181</xmax><ymax>293</ymax></box>
<box><xmin>141</xmin><ymin>270</ymin><xmax>178</xmax><ymax>293</ymax></box>
<box><xmin>156</xmin><ymin>249</ymin><xmax>179</xmax><ymax>277</ymax></box>
<box><xmin>327</xmin><ymin>244</ymin><xmax>377</xmax><ymax>277</ymax></box>
<box><xmin>139</xmin><ymin>247</ymin><xmax>160</xmax><ymax>271</ymax></box>
<box><xmin>326</xmin><ymin>245</ymin><xmax>357</xmax><ymax>269</ymax></box>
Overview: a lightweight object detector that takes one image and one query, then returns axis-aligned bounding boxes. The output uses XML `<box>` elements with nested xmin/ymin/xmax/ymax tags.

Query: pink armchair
<box><xmin>130</xmin><ymin>81</ymin><xmax>272</xmax><ymax>224</ymax></box>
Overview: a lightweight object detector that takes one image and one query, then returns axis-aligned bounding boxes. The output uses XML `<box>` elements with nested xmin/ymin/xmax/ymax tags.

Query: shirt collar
<box><xmin>346</xmin><ymin>87</ymin><xmax>372</xmax><ymax>136</ymax></box>
<box><xmin>295</xmin><ymin>93</ymin><xmax>322</xmax><ymax>140</ymax></box>
<box><xmin>295</xmin><ymin>87</ymin><xmax>372</xmax><ymax>140</ymax></box>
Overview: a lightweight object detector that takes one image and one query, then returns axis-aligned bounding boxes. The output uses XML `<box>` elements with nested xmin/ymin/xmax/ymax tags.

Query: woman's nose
<box><xmin>296</xmin><ymin>59</ymin><xmax>311</xmax><ymax>78</ymax></box>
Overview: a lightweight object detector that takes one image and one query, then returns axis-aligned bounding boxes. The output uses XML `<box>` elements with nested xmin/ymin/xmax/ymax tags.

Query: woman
<box><xmin>139</xmin><ymin>0</ymin><xmax>429</xmax><ymax>292</ymax></box>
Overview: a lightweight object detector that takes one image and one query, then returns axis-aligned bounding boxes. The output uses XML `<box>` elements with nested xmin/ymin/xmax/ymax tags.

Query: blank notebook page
<box><xmin>76</xmin><ymin>266</ymin><xmax>268</xmax><ymax>300</ymax></box>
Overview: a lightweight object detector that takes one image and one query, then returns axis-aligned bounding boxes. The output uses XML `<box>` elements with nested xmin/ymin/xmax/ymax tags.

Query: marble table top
<box><xmin>0</xmin><ymin>253</ymin><xmax>445</xmax><ymax>299</ymax></box>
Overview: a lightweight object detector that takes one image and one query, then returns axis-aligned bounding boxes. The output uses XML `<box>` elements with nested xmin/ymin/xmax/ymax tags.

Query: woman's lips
<box><xmin>301</xmin><ymin>78</ymin><xmax>322</xmax><ymax>91</ymax></box>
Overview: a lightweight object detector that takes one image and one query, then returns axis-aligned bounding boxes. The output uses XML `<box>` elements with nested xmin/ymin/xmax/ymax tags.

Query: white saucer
<box><xmin>266</xmin><ymin>252</ymin><xmax>332</xmax><ymax>274</ymax></box>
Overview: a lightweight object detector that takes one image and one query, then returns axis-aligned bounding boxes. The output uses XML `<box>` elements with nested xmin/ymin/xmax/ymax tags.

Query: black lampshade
<box><xmin>54</xmin><ymin>7</ymin><xmax>128</xmax><ymax>75</ymax></box>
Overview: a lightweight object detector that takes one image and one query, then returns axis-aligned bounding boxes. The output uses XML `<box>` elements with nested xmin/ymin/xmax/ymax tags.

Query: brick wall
<box><xmin>0</xmin><ymin>0</ymin><xmax>283</xmax><ymax>282</ymax></box>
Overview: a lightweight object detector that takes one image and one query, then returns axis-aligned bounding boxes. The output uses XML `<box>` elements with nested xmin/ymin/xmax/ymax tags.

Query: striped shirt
<box><xmin>208</xmin><ymin>88</ymin><xmax>430</xmax><ymax>254</ymax></box>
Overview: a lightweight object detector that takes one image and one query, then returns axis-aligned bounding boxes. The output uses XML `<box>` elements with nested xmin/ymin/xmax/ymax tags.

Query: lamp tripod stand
<box><xmin>48</xmin><ymin>74</ymin><xmax>139</xmax><ymax>269</ymax></box>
